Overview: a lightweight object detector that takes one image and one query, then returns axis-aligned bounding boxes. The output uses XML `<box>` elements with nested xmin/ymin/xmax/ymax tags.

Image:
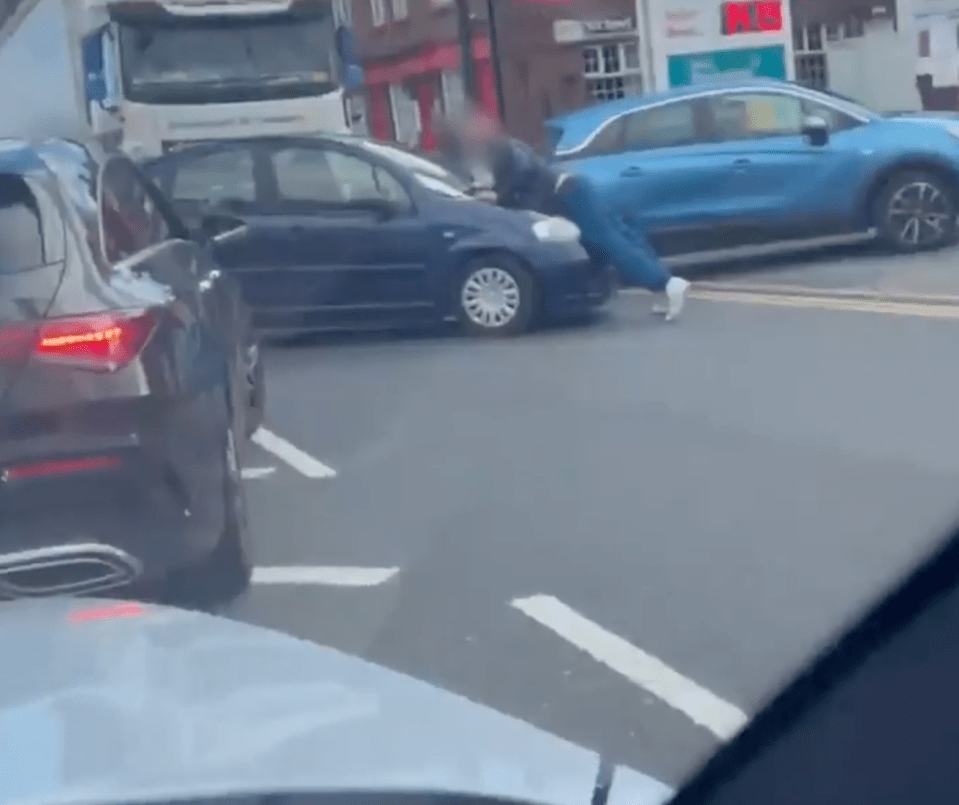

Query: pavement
<box><xmin>221</xmin><ymin>242</ymin><xmax>959</xmax><ymax>792</ymax></box>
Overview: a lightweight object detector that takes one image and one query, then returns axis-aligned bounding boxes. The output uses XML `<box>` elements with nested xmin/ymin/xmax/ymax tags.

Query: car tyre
<box><xmin>165</xmin><ymin>427</ymin><xmax>251</xmax><ymax>609</ymax></box>
<box><xmin>456</xmin><ymin>255</ymin><xmax>535</xmax><ymax>337</ymax></box>
<box><xmin>874</xmin><ymin>170</ymin><xmax>959</xmax><ymax>252</ymax></box>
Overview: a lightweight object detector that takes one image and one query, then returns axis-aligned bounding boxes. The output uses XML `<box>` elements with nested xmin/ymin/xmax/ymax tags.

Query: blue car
<box><xmin>143</xmin><ymin>136</ymin><xmax>611</xmax><ymax>338</ymax></box>
<box><xmin>547</xmin><ymin>79</ymin><xmax>959</xmax><ymax>258</ymax></box>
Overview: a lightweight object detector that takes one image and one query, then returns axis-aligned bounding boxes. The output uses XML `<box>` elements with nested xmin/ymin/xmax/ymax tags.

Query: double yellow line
<box><xmin>685</xmin><ymin>284</ymin><xmax>959</xmax><ymax>320</ymax></box>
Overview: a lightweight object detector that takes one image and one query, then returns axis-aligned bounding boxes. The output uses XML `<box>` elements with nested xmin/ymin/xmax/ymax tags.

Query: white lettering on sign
<box><xmin>665</xmin><ymin>8</ymin><xmax>702</xmax><ymax>38</ymax></box>
<box><xmin>583</xmin><ymin>18</ymin><xmax>633</xmax><ymax>33</ymax></box>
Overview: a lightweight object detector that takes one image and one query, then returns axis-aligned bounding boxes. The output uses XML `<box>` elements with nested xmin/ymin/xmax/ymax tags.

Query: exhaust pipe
<box><xmin>0</xmin><ymin>543</ymin><xmax>142</xmax><ymax>597</ymax></box>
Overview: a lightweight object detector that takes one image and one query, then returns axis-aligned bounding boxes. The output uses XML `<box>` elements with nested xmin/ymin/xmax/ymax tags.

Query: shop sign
<box><xmin>664</xmin><ymin>8</ymin><xmax>704</xmax><ymax>39</ymax></box>
<box><xmin>554</xmin><ymin>18</ymin><xmax>634</xmax><ymax>43</ymax></box>
<box><xmin>667</xmin><ymin>45</ymin><xmax>786</xmax><ymax>87</ymax></box>
<box><xmin>720</xmin><ymin>1</ymin><xmax>783</xmax><ymax>35</ymax></box>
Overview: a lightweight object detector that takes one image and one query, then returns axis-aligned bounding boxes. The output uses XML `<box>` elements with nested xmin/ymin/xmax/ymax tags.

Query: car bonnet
<box><xmin>0</xmin><ymin>597</ymin><xmax>673</xmax><ymax>805</ymax></box>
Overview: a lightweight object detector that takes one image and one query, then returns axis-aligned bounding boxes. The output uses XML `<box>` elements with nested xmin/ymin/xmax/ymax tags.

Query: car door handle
<box><xmin>733</xmin><ymin>158</ymin><xmax>752</xmax><ymax>166</ymax></box>
<box><xmin>620</xmin><ymin>166</ymin><xmax>644</xmax><ymax>177</ymax></box>
<box><xmin>198</xmin><ymin>269</ymin><xmax>222</xmax><ymax>292</ymax></box>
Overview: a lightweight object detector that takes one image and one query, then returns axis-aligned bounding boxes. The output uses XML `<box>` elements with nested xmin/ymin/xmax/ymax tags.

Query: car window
<box><xmin>800</xmin><ymin>97</ymin><xmax>861</xmax><ymax>132</ymax></box>
<box><xmin>0</xmin><ymin>175</ymin><xmax>48</xmax><ymax>273</ymax></box>
<box><xmin>621</xmin><ymin>100</ymin><xmax>699</xmax><ymax>151</ymax></box>
<box><xmin>710</xmin><ymin>92</ymin><xmax>805</xmax><ymax>140</ymax></box>
<box><xmin>271</xmin><ymin>147</ymin><xmax>408</xmax><ymax>205</ymax></box>
<box><xmin>171</xmin><ymin>147</ymin><xmax>256</xmax><ymax>207</ymax></box>
<box><xmin>580</xmin><ymin>117</ymin><xmax>626</xmax><ymax>156</ymax></box>
<box><xmin>99</xmin><ymin>156</ymin><xmax>171</xmax><ymax>264</ymax></box>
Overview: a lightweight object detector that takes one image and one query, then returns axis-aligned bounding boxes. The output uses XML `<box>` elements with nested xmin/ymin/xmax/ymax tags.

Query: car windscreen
<box><xmin>359</xmin><ymin>141</ymin><xmax>471</xmax><ymax>191</ymax></box>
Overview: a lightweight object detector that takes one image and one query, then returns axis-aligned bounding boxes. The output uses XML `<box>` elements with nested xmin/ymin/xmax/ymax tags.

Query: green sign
<box><xmin>668</xmin><ymin>45</ymin><xmax>786</xmax><ymax>88</ymax></box>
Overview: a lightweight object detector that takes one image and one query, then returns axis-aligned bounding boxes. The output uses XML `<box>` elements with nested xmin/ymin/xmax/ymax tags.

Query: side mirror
<box><xmin>801</xmin><ymin>115</ymin><xmax>830</xmax><ymax>147</ymax></box>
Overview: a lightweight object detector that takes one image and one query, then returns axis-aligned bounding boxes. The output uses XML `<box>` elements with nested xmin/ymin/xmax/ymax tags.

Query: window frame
<box><xmin>618</xmin><ymin>97</ymin><xmax>705</xmax><ymax>152</ymax></box>
<box><xmin>97</xmin><ymin>154</ymin><xmax>177</xmax><ymax>267</ymax></box>
<box><xmin>265</xmin><ymin>141</ymin><xmax>415</xmax><ymax>214</ymax></box>
<box><xmin>704</xmin><ymin>89</ymin><xmax>862</xmax><ymax>142</ymax></box>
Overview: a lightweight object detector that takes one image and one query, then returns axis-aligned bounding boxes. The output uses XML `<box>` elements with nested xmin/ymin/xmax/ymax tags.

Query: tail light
<box><xmin>0</xmin><ymin>309</ymin><xmax>157</xmax><ymax>372</ymax></box>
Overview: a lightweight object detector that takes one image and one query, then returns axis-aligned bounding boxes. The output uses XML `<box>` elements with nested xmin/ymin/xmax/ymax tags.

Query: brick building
<box><xmin>351</xmin><ymin>0</ymin><xmax>641</xmax><ymax>149</ymax></box>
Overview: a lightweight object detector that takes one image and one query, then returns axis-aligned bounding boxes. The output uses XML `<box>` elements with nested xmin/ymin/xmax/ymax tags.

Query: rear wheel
<box><xmin>456</xmin><ymin>256</ymin><xmax>535</xmax><ymax>337</ymax></box>
<box><xmin>165</xmin><ymin>427</ymin><xmax>251</xmax><ymax>609</ymax></box>
<box><xmin>873</xmin><ymin>170</ymin><xmax>958</xmax><ymax>252</ymax></box>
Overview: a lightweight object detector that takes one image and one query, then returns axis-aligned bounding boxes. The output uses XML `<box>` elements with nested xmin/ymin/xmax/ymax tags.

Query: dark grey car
<box><xmin>0</xmin><ymin>138</ymin><xmax>258</xmax><ymax>602</ymax></box>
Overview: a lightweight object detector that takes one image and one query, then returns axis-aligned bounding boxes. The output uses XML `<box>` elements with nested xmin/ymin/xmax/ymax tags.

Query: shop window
<box><xmin>391</xmin><ymin>0</ymin><xmax>408</xmax><ymax>20</ymax></box>
<box><xmin>388</xmin><ymin>83</ymin><xmax>421</xmax><ymax>147</ymax></box>
<box><xmin>370</xmin><ymin>0</ymin><xmax>386</xmax><ymax>27</ymax></box>
<box><xmin>919</xmin><ymin>29</ymin><xmax>931</xmax><ymax>57</ymax></box>
<box><xmin>582</xmin><ymin>40</ymin><xmax>642</xmax><ymax>103</ymax></box>
<box><xmin>795</xmin><ymin>53</ymin><xmax>828</xmax><ymax>90</ymax></box>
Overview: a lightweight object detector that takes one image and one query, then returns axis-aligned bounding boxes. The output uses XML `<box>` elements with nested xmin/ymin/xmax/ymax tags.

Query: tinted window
<box><xmin>38</xmin><ymin>141</ymin><xmax>107</xmax><ymax>272</ymax></box>
<box><xmin>710</xmin><ymin>92</ymin><xmax>805</xmax><ymax>139</ymax></box>
<box><xmin>99</xmin><ymin>157</ymin><xmax>170</xmax><ymax>264</ymax></box>
<box><xmin>171</xmin><ymin>147</ymin><xmax>256</xmax><ymax>206</ymax></box>
<box><xmin>0</xmin><ymin>174</ymin><xmax>46</xmax><ymax>273</ymax></box>
<box><xmin>271</xmin><ymin>147</ymin><xmax>407</xmax><ymax>205</ymax></box>
<box><xmin>581</xmin><ymin>117</ymin><xmax>625</xmax><ymax>156</ymax></box>
<box><xmin>621</xmin><ymin>101</ymin><xmax>699</xmax><ymax>151</ymax></box>
<box><xmin>800</xmin><ymin>97</ymin><xmax>860</xmax><ymax>132</ymax></box>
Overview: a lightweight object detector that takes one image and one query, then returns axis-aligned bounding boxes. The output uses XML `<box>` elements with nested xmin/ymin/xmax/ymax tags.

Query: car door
<box><xmin>148</xmin><ymin>142</ymin><xmax>294</xmax><ymax>332</ymax></box>
<box><xmin>574</xmin><ymin>98</ymin><xmax>746</xmax><ymax>254</ymax></box>
<box><xmin>98</xmin><ymin>155</ymin><xmax>237</xmax><ymax>438</ymax></box>
<box><xmin>262</xmin><ymin>141</ymin><xmax>440</xmax><ymax>330</ymax></box>
<box><xmin>703</xmin><ymin>90</ymin><xmax>870</xmax><ymax>239</ymax></box>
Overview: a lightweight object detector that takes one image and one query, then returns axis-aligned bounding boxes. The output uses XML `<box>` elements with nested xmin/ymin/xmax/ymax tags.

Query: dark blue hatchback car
<box><xmin>144</xmin><ymin>135</ymin><xmax>613</xmax><ymax>337</ymax></box>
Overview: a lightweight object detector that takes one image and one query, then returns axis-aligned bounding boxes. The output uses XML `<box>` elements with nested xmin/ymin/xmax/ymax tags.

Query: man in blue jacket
<box><xmin>442</xmin><ymin>110</ymin><xmax>690</xmax><ymax>321</ymax></box>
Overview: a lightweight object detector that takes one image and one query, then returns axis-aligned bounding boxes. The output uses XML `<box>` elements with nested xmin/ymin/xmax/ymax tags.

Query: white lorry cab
<box><xmin>0</xmin><ymin>0</ymin><xmax>363</xmax><ymax>158</ymax></box>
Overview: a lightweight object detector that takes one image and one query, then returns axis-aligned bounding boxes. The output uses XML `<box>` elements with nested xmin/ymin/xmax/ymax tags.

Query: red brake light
<box><xmin>68</xmin><ymin>602</ymin><xmax>145</xmax><ymax>624</ymax></box>
<box><xmin>0</xmin><ymin>309</ymin><xmax>158</xmax><ymax>372</ymax></box>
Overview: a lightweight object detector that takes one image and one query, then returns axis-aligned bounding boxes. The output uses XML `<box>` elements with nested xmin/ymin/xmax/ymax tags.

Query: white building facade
<box><xmin>630</xmin><ymin>0</ymin><xmax>921</xmax><ymax>113</ymax></box>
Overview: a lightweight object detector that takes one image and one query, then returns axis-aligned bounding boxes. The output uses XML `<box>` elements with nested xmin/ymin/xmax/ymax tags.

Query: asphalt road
<box><xmin>222</xmin><ymin>248</ymin><xmax>959</xmax><ymax>792</ymax></box>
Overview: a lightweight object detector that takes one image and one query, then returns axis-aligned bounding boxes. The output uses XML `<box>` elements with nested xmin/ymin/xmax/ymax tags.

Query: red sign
<box><xmin>720</xmin><ymin>1</ymin><xmax>783</xmax><ymax>34</ymax></box>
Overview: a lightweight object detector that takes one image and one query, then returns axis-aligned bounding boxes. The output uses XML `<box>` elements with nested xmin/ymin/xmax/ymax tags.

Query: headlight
<box><xmin>946</xmin><ymin>125</ymin><xmax>959</xmax><ymax>141</ymax></box>
<box><xmin>531</xmin><ymin>215</ymin><xmax>581</xmax><ymax>243</ymax></box>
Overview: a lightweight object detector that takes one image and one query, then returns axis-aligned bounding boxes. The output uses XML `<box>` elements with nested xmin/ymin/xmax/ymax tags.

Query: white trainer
<box><xmin>663</xmin><ymin>276</ymin><xmax>690</xmax><ymax>322</ymax></box>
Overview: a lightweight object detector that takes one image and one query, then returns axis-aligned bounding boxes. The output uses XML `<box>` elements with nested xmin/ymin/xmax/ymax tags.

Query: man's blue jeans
<box><xmin>556</xmin><ymin>173</ymin><xmax>671</xmax><ymax>293</ymax></box>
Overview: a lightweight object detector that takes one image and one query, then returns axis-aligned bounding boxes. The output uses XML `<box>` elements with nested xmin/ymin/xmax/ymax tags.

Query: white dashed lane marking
<box><xmin>251</xmin><ymin>566</ymin><xmax>400</xmax><ymax>586</ymax></box>
<box><xmin>251</xmin><ymin>427</ymin><xmax>337</xmax><ymax>479</ymax></box>
<box><xmin>512</xmin><ymin>594</ymin><xmax>748</xmax><ymax>741</ymax></box>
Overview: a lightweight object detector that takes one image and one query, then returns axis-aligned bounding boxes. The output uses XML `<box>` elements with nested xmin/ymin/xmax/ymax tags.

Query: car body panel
<box><xmin>548</xmin><ymin>79</ymin><xmax>959</xmax><ymax>259</ymax></box>
<box><xmin>0</xmin><ymin>596</ymin><xmax>672</xmax><ymax>805</ymax></box>
<box><xmin>0</xmin><ymin>139</ymin><xmax>248</xmax><ymax>596</ymax></box>
<box><xmin>143</xmin><ymin>136</ymin><xmax>609</xmax><ymax>335</ymax></box>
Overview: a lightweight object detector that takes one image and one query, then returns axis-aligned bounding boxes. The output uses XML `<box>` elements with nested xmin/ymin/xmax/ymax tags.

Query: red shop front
<box><xmin>364</xmin><ymin>34</ymin><xmax>497</xmax><ymax>150</ymax></box>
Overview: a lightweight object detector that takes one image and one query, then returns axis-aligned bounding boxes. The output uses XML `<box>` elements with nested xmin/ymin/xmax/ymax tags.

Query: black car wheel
<box><xmin>165</xmin><ymin>427</ymin><xmax>251</xmax><ymax>608</ymax></box>
<box><xmin>874</xmin><ymin>170</ymin><xmax>958</xmax><ymax>252</ymax></box>
<box><xmin>456</xmin><ymin>255</ymin><xmax>535</xmax><ymax>337</ymax></box>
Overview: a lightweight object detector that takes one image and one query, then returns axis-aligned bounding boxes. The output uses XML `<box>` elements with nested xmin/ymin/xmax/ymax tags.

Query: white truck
<box><xmin>0</xmin><ymin>0</ymin><xmax>363</xmax><ymax>158</ymax></box>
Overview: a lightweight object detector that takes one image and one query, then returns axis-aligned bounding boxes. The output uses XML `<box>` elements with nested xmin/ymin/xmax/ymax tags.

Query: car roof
<box><xmin>0</xmin><ymin>137</ymin><xmax>110</xmax><ymax>178</ymax></box>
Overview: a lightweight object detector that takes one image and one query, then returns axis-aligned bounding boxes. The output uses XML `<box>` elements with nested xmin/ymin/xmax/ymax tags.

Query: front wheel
<box><xmin>456</xmin><ymin>256</ymin><xmax>535</xmax><ymax>337</ymax></box>
<box><xmin>874</xmin><ymin>170</ymin><xmax>958</xmax><ymax>252</ymax></box>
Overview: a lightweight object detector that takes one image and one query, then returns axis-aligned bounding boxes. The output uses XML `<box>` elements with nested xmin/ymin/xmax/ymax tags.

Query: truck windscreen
<box><xmin>117</xmin><ymin>12</ymin><xmax>337</xmax><ymax>105</ymax></box>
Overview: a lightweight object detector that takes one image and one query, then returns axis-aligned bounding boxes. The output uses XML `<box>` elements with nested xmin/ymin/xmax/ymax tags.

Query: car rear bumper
<box><xmin>0</xmin><ymin>404</ymin><xmax>228</xmax><ymax>598</ymax></box>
